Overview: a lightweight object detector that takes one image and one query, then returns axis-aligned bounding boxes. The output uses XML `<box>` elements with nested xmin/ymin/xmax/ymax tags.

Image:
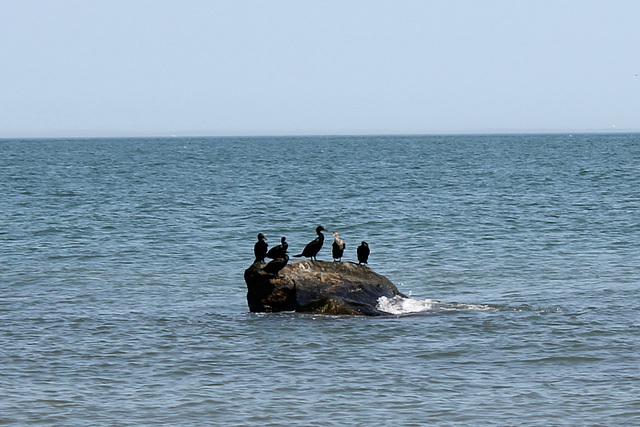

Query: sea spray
<box><xmin>376</xmin><ymin>296</ymin><xmax>439</xmax><ymax>314</ymax></box>
<box><xmin>377</xmin><ymin>295</ymin><xmax>496</xmax><ymax>315</ymax></box>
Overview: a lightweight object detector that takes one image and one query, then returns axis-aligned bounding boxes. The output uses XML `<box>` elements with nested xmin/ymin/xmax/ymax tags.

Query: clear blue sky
<box><xmin>2</xmin><ymin>0</ymin><xmax>639</xmax><ymax>137</ymax></box>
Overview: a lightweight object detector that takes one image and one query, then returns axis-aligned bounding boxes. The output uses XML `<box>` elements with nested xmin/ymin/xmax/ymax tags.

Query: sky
<box><xmin>1</xmin><ymin>0</ymin><xmax>639</xmax><ymax>137</ymax></box>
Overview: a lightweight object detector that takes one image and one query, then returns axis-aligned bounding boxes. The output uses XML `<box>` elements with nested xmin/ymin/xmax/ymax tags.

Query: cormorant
<box><xmin>294</xmin><ymin>226</ymin><xmax>327</xmax><ymax>260</ymax></box>
<box><xmin>254</xmin><ymin>233</ymin><xmax>268</xmax><ymax>263</ymax></box>
<box><xmin>263</xmin><ymin>254</ymin><xmax>289</xmax><ymax>277</ymax></box>
<box><xmin>266</xmin><ymin>236</ymin><xmax>288</xmax><ymax>259</ymax></box>
<box><xmin>357</xmin><ymin>241</ymin><xmax>370</xmax><ymax>265</ymax></box>
<box><xmin>332</xmin><ymin>232</ymin><xmax>345</xmax><ymax>261</ymax></box>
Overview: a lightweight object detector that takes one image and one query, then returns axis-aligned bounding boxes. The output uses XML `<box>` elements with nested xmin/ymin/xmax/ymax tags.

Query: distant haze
<box><xmin>1</xmin><ymin>0</ymin><xmax>639</xmax><ymax>137</ymax></box>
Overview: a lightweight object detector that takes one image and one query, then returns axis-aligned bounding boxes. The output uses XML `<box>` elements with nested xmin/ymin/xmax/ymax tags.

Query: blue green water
<box><xmin>1</xmin><ymin>134</ymin><xmax>639</xmax><ymax>425</ymax></box>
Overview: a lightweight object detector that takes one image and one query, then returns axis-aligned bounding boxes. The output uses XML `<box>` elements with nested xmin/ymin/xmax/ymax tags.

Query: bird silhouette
<box><xmin>332</xmin><ymin>232</ymin><xmax>345</xmax><ymax>261</ymax></box>
<box><xmin>294</xmin><ymin>226</ymin><xmax>327</xmax><ymax>260</ymax></box>
<box><xmin>266</xmin><ymin>236</ymin><xmax>288</xmax><ymax>259</ymax></box>
<box><xmin>263</xmin><ymin>254</ymin><xmax>289</xmax><ymax>277</ymax></box>
<box><xmin>253</xmin><ymin>233</ymin><xmax>267</xmax><ymax>263</ymax></box>
<box><xmin>357</xmin><ymin>241</ymin><xmax>370</xmax><ymax>265</ymax></box>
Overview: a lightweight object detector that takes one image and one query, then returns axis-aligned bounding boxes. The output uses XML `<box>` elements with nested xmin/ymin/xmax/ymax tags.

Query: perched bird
<box><xmin>254</xmin><ymin>233</ymin><xmax>268</xmax><ymax>263</ymax></box>
<box><xmin>294</xmin><ymin>226</ymin><xmax>327</xmax><ymax>260</ymax></box>
<box><xmin>263</xmin><ymin>254</ymin><xmax>289</xmax><ymax>277</ymax></box>
<box><xmin>266</xmin><ymin>236</ymin><xmax>288</xmax><ymax>259</ymax></box>
<box><xmin>357</xmin><ymin>241</ymin><xmax>370</xmax><ymax>265</ymax></box>
<box><xmin>332</xmin><ymin>232</ymin><xmax>345</xmax><ymax>261</ymax></box>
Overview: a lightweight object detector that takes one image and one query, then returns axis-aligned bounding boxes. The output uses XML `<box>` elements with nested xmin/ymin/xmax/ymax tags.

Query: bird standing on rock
<box><xmin>357</xmin><ymin>241</ymin><xmax>370</xmax><ymax>265</ymax></box>
<box><xmin>263</xmin><ymin>254</ymin><xmax>289</xmax><ymax>277</ymax></box>
<box><xmin>266</xmin><ymin>237</ymin><xmax>288</xmax><ymax>259</ymax></box>
<box><xmin>294</xmin><ymin>226</ymin><xmax>327</xmax><ymax>261</ymax></box>
<box><xmin>254</xmin><ymin>233</ymin><xmax>268</xmax><ymax>263</ymax></box>
<box><xmin>332</xmin><ymin>232</ymin><xmax>345</xmax><ymax>261</ymax></box>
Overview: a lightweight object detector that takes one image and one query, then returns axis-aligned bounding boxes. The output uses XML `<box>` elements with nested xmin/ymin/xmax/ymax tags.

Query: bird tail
<box><xmin>293</xmin><ymin>254</ymin><xmax>303</xmax><ymax>257</ymax></box>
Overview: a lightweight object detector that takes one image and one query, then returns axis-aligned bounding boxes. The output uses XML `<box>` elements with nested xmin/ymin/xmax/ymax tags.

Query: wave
<box><xmin>376</xmin><ymin>295</ymin><xmax>495</xmax><ymax>315</ymax></box>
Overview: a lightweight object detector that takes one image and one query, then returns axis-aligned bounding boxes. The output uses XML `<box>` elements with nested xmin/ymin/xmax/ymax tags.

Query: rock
<box><xmin>244</xmin><ymin>260</ymin><xmax>406</xmax><ymax>316</ymax></box>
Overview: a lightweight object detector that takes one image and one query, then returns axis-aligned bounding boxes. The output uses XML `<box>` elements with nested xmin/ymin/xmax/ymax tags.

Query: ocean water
<box><xmin>1</xmin><ymin>134</ymin><xmax>639</xmax><ymax>425</ymax></box>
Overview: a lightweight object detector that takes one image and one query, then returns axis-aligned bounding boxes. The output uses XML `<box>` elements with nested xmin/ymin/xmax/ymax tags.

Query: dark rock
<box><xmin>244</xmin><ymin>260</ymin><xmax>406</xmax><ymax>316</ymax></box>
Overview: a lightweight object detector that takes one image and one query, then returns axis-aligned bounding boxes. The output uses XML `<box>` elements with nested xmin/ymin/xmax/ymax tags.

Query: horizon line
<box><xmin>2</xmin><ymin>128</ymin><xmax>639</xmax><ymax>140</ymax></box>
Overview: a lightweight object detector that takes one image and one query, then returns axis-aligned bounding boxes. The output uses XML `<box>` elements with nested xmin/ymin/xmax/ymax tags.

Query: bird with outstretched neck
<box><xmin>266</xmin><ymin>236</ymin><xmax>288</xmax><ymax>259</ymax></box>
<box><xmin>254</xmin><ymin>233</ymin><xmax>268</xmax><ymax>263</ymax></box>
<box><xmin>332</xmin><ymin>232</ymin><xmax>345</xmax><ymax>261</ymax></box>
<box><xmin>294</xmin><ymin>226</ymin><xmax>327</xmax><ymax>261</ymax></box>
<box><xmin>357</xmin><ymin>241</ymin><xmax>369</xmax><ymax>265</ymax></box>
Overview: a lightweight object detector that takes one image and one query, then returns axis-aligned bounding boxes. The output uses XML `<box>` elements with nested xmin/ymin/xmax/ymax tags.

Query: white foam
<box><xmin>377</xmin><ymin>295</ymin><xmax>495</xmax><ymax>315</ymax></box>
<box><xmin>376</xmin><ymin>296</ymin><xmax>439</xmax><ymax>315</ymax></box>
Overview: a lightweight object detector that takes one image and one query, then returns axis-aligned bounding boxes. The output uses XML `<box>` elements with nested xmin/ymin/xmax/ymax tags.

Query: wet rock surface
<box><xmin>244</xmin><ymin>260</ymin><xmax>406</xmax><ymax>316</ymax></box>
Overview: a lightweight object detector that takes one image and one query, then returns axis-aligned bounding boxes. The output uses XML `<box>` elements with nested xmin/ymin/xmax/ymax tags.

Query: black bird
<box><xmin>254</xmin><ymin>233</ymin><xmax>268</xmax><ymax>263</ymax></box>
<box><xmin>332</xmin><ymin>232</ymin><xmax>345</xmax><ymax>261</ymax></box>
<box><xmin>357</xmin><ymin>241</ymin><xmax>370</xmax><ymax>265</ymax></box>
<box><xmin>263</xmin><ymin>254</ymin><xmax>289</xmax><ymax>277</ymax></box>
<box><xmin>266</xmin><ymin>236</ymin><xmax>288</xmax><ymax>259</ymax></box>
<box><xmin>294</xmin><ymin>226</ymin><xmax>327</xmax><ymax>260</ymax></box>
